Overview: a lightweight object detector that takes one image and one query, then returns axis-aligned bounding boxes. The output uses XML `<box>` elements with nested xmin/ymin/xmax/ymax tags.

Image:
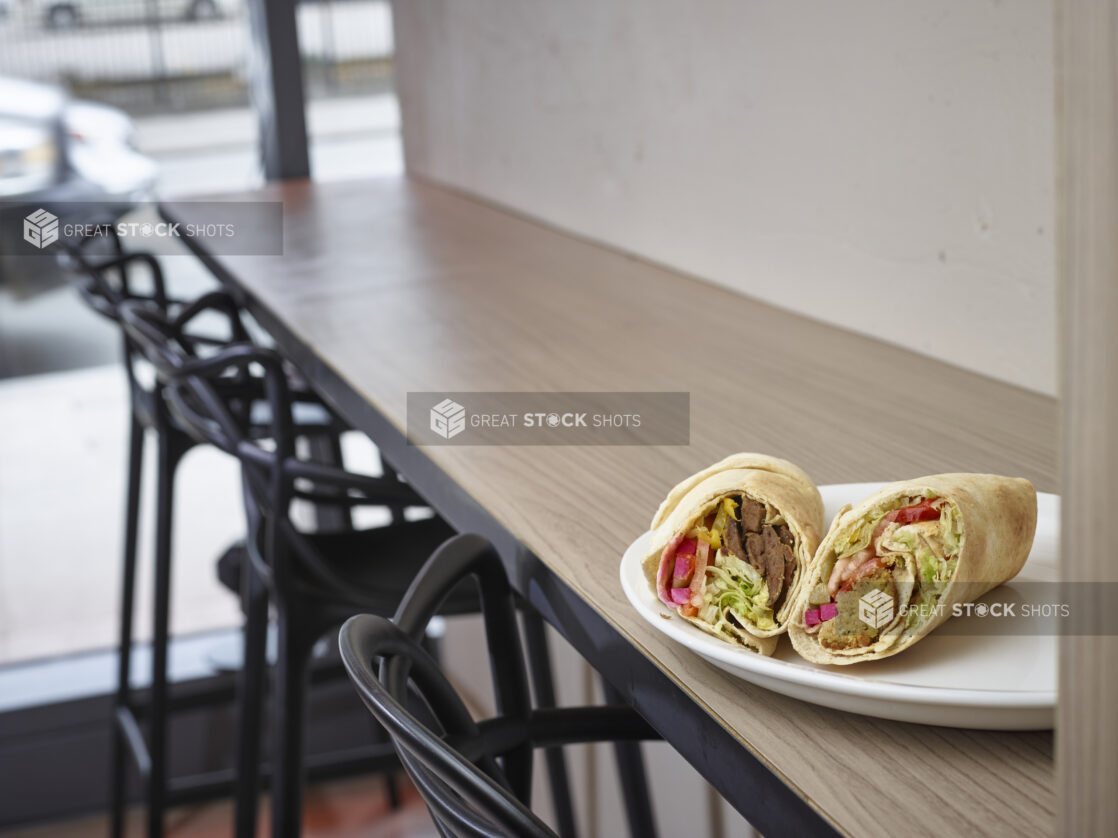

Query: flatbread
<box><xmin>642</xmin><ymin>454</ymin><xmax>824</xmax><ymax>649</ymax></box>
<box><xmin>788</xmin><ymin>473</ymin><xmax>1036</xmax><ymax>664</ymax></box>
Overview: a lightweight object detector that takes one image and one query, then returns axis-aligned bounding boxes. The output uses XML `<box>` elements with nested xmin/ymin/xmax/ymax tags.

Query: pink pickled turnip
<box><xmin>670</xmin><ymin>587</ymin><xmax>691</xmax><ymax>605</ymax></box>
<box><xmin>672</xmin><ymin>552</ymin><xmax>695</xmax><ymax>587</ymax></box>
<box><xmin>819</xmin><ymin>602</ymin><xmax>838</xmax><ymax>622</ymax></box>
<box><xmin>804</xmin><ymin>608</ymin><xmax>821</xmax><ymax>628</ymax></box>
<box><xmin>656</xmin><ymin>533</ymin><xmax>685</xmax><ymax>606</ymax></box>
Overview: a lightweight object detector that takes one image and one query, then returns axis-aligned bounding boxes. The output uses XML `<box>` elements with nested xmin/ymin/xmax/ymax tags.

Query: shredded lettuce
<box><xmin>891</xmin><ymin>527</ymin><xmax>917</xmax><ymax>551</ymax></box>
<box><xmin>940</xmin><ymin>503</ymin><xmax>961</xmax><ymax>556</ymax></box>
<box><xmin>915</xmin><ymin>541</ymin><xmax>940</xmax><ymax>587</ymax></box>
<box><xmin>824</xmin><ymin>495</ymin><xmax>963</xmax><ymax>632</ymax></box>
<box><xmin>698</xmin><ymin>550</ymin><xmax>776</xmax><ymax>633</ymax></box>
<box><xmin>831</xmin><ymin>491</ymin><xmax>937</xmax><ymax>560</ymax></box>
<box><xmin>901</xmin><ymin>504</ymin><xmax>961</xmax><ymax>593</ymax></box>
<box><xmin>923</xmin><ymin>504</ymin><xmax>961</xmax><ymax>592</ymax></box>
<box><xmin>905</xmin><ymin>591</ymin><xmax>928</xmax><ymax>629</ymax></box>
<box><xmin>897</xmin><ymin>502</ymin><xmax>963</xmax><ymax>627</ymax></box>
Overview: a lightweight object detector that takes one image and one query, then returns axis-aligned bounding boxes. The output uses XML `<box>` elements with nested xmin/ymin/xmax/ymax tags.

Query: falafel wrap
<box><xmin>788</xmin><ymin>473</ymin><xmax>1037</xmax><ymax>664</ymax></box>
<box><xmin>644</xmin><ymin>454</ymin><xmax>824</xmax><ymax>655</ymax></box>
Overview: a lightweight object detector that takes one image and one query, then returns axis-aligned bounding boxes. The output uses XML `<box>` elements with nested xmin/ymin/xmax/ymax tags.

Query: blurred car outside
<box><xmin>0</xmin><ymin>74</ymin><xmax>156</xmax><ymax>296</ymax></box>
<box><xmin>22</xmin><ymin>0</ymin><xmax>237</xmax><ymax>29</ymax></box>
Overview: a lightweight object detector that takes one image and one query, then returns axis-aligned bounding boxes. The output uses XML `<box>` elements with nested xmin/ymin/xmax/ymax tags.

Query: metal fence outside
<box><xmin>0</xmin><ymin>0</ymin><xmax>394</xmax><ymax>112</ymax></box>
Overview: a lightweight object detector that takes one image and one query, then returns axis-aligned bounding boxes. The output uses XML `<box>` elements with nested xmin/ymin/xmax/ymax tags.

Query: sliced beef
<box><xmin>761</xmin><ymin>527</ymin><xmax>786</xmax><ymax>604</ymax></box>
<box><xmin>745</xmin><ymin>532</ymin><xmax>767</xmax><ymax>574</ymax></box>
<box><xmin>775</xmin><ymin>543</ymin><xmax>796</xmax><ymax>611</ymax></box>
<box><xmin>739</xmin><ymin>495</ymin><xmax>765</xmax><ymax>534</ymax></box>
<box><xmin>744</xmin><ymin>525</ymin><xmax>792</xmax><ymax>605</ymax></box>
<box><xmin>722</xmin><ymin>513</ymin><xmax>748</xmax><ymax>565</ymax></box>
<box><xmin>775</xmin><ymin>524</ymin><xmax>794</xmax><ymax>547</ymax></box>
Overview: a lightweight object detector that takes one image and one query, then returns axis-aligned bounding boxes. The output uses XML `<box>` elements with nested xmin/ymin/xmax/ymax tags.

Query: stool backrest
<box><xmin>339</xmin><ymin>533</ymin><xmax>556</xmax><ymax>838</ymax></box>
<box><xmin>59</xmin><ymin>232</ymin><xmax>251</xmax><ymax>412</ymax></box>
<box><xmin>118</xmin><ymin>297</ymin><xmax>299</xmax><ymax>574</ymax></box>
<box><xmin>61</xmin><ymin>226</ymin><xmax>166</xmax><ymax>316</ymax></box>
<box><xmin>118</xmin><ymin>299</ymin><xmax>416</xmax><ymax>603</ymax></box>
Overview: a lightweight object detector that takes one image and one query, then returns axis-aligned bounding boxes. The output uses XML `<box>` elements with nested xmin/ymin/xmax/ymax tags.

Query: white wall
<box><xmin>393</xmin><ymin>0</ymin><xmax>1056</xmax><ymax>394</ymax></box>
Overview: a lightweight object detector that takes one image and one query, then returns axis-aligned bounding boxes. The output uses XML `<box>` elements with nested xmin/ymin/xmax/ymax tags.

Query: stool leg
<box><xmin>109</xmin><ymin>415</ymin><xmax>144</xmax><ymax>838</ymax></box>
<box><xmin>601</xmin><ymin>678</ymin><xmax>658</xmax><ymax>838</ymax></box>
<box><xmin>147</xmin><ymin>429</ymin><xmax>179</xmax><ymax>838</ymax></box>
<box><xmin>306</xmin><ymin>429</ymin><xmax>351</xmax><ymax>532</ymax></box>
<box><xmin>520</xmin><ymin>610</ymin><xmax>577</xmax><ymax>838</ymax></box>
<box><xmin>385</xmin><ymin>772</ymin><xmax>401</xmax><ymax>811</ymax></box>
<box><xmin>234</xmin><ymin>564</ymin><xmax>269</xmax><ymax>838</ymax></box>
<box><xmin>271</xmin><ymin>610</ymin><xmax>313</xmax><ymax>838</ymax></box>
<box><xmin>379</xmin><ymin>458</ymin><xmax>406</xmax><ymax>525</ymax></box>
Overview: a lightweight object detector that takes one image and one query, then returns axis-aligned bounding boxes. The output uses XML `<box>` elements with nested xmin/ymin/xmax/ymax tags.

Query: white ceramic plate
<box><xmin>620</xmin><ymin>483</ymin><xmax>1057</xmax><ymax>730</ymax></box>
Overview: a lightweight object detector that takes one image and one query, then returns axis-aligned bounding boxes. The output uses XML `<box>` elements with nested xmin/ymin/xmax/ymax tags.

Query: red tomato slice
<box><xmin>839</xmin><ymin>557</ymin><xmax>884</xmax><ymax>593</ymax></box>
<box><xmin>885</xmin><ymin>499</ymin><xmax>940</xmax><ymax>525</ymax></box>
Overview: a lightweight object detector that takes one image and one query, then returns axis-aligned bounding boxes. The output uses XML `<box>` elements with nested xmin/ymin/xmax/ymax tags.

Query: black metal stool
<box><xmin>339</xmin><ymin>533</ymin><xmax>663</xmax><ymax>838</ymax></box>
<box><xmin>117</xmin><ymin>300</ymin><xmax>478</xmax><ymax>837</ymax></box>
<box><xmin>62</xmin><ymin>237</ymin><xmax>343</xmax><ymax>838</ymax></box>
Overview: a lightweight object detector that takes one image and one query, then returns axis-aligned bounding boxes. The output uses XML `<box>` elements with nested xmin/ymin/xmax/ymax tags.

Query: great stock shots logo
<box><xmin>408</xmin><ymin>392</ymin><xmax>690</xmax><ymax>446</ymax></box>
<box><xmin>23</xmin><ymin>209</ymin><xmax>59</xmax><ymax>249</ymax></box>
<box><xmin>858</xmin><ymin>589</ymin><xmax>895</xmax><ymax>630</ymax></box>
<box><xmin>429</xmin><ymin>398</ymin><xmax>466</xmax><ymax>440</ymax></box>
<box><xmin>7</xmin><ymin>201</ymin><xmax>285</xmax><ymax>256</ymax></box>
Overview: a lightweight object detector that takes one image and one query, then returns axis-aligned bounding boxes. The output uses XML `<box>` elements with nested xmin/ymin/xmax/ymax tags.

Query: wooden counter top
<box><xmin>164</xmin><ymin>176</ymin><xmax>1056</xmax><ymax>837</ymax></box>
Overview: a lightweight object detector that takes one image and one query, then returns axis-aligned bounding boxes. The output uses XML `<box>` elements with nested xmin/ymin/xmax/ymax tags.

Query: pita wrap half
<box><xmin>643</xmin><ymin>454</ymin><xmax>824</xmax><ymax>655</ymax></box>
<box><xmin>788</xmin><ymin>473</ymin><xmax>1036</xmax><ymax>664</ymax></box>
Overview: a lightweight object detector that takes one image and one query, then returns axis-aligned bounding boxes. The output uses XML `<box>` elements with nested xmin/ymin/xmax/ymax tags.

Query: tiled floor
<box><xmin>0</xmin><ymin>774</ymin><xmax>439</xmax><ymax>838</ymax></box>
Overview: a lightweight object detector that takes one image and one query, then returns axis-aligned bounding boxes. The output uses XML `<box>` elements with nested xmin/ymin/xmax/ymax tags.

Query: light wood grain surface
<box><xmin>166</xmin><ymin>177</ymin><xmax>1057</xmax><ymax>838</ymax></box>
<box><xmin>1057</xmin><ymin>2</ymin><xmax>1118</xmax><ymax>835</ymax></box>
